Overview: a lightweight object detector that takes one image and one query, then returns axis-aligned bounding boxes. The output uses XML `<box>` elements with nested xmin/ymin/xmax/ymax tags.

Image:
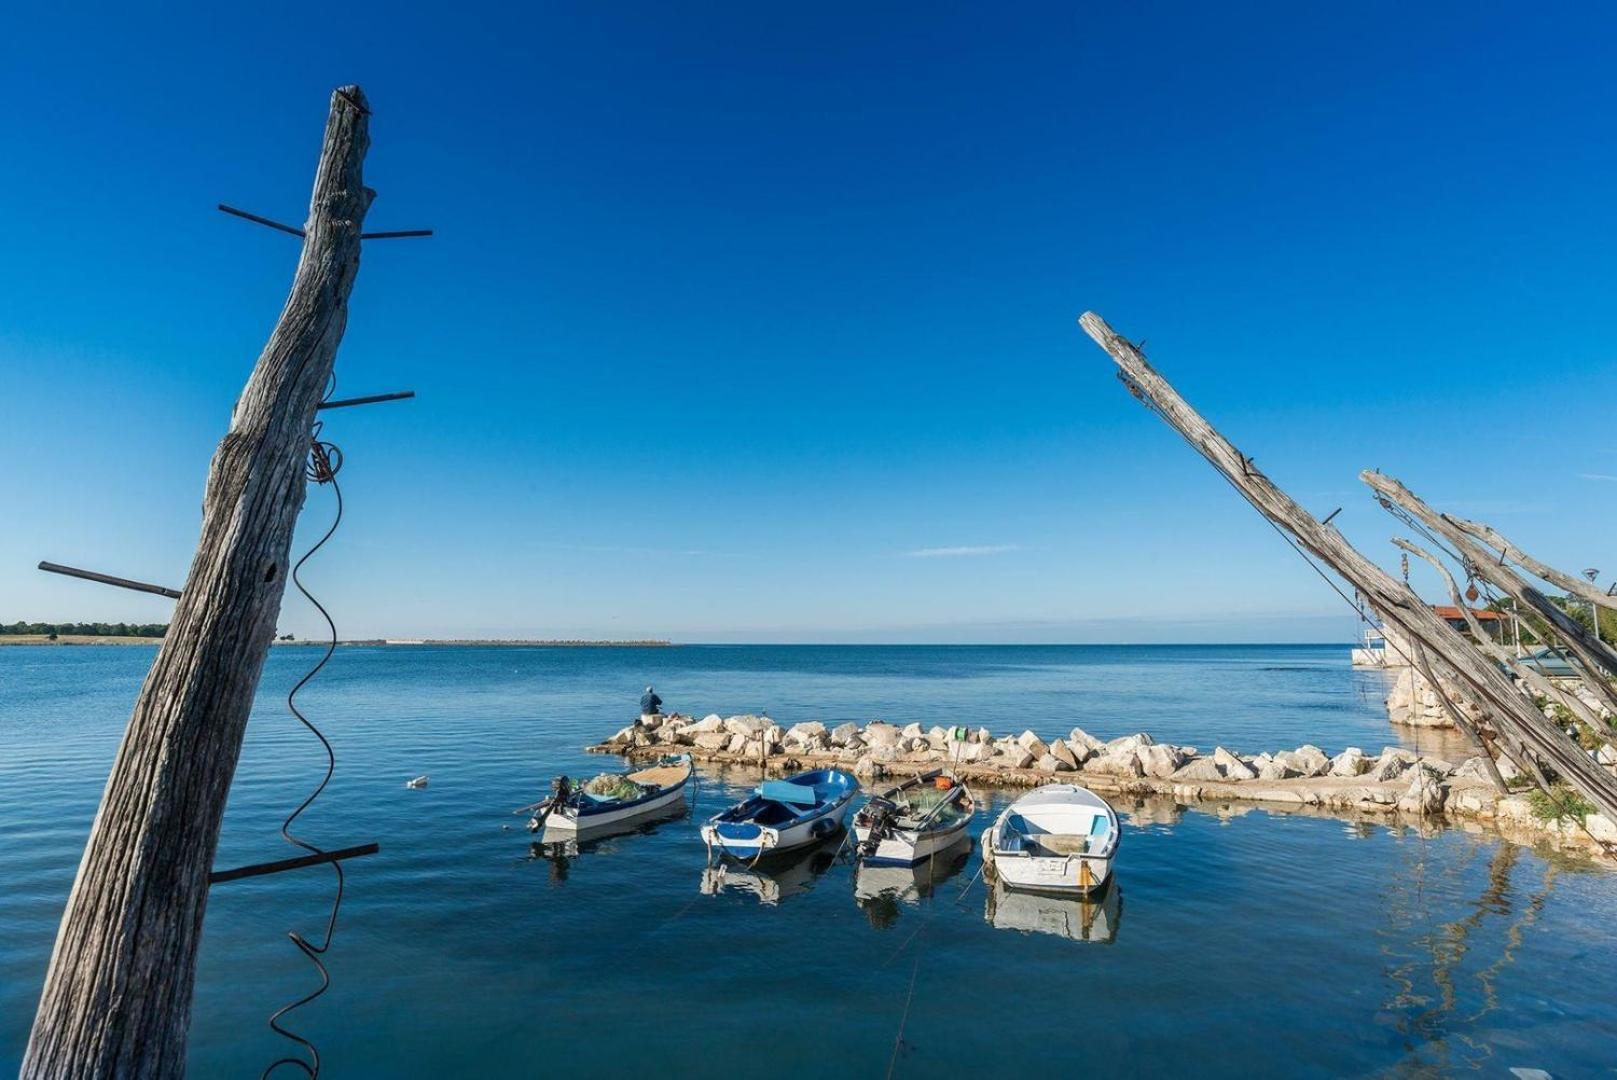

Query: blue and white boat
<box><xmin>523</xmin><ymin>754</ymin><xmax>694</xmax><ymax>834</ymax></box>
<box><xmin>700</xmin><ymin>768</ymin><xmax>859</xmax><ymax>860</ymax></box>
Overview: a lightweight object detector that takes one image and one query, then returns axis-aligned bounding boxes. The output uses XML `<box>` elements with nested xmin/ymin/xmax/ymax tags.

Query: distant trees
<box><xmin>2</xmin><ymin>621</ymin><xmax>168</xmax><ymax>638</ymax></box>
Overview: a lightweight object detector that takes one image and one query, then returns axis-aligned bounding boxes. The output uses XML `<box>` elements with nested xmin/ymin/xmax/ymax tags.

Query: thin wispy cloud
<box><xmin>1578</xmin><ymin>472</ymin><xmax>1617</xmax><ymax>482</ymax></box>
<box><xmin>904</xmin><ymin>544</ymin><xmax>1020</xmax><ymax>559</ymax></box>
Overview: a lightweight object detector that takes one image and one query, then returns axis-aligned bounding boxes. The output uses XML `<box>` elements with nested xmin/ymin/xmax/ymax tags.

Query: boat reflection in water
<box><xmin>527</xmin><ymin>802</ymin><xmax>689</xmax><ymax>884</ymax></box>
<box><xmin>984</xmin><ymin>878</ymin><xmax>1122</xmax><ymax>944</ymax></box>
<box><xmin>700</xmin><ymin>832</ymin><xmax>843</xmax><ymax>905</ymax></box>
<box><xmin>853</xmin><ymin>833</ymin><xmax>972</xmax><ymax>930</ymax></box>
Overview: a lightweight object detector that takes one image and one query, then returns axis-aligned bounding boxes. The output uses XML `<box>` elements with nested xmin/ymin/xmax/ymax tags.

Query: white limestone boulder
<box><xmin>1016</xmin><ymin>730</ymin><xmax>1049</xmax><ymax>757</ymax></box>
<box><xmin>1213</xmin><ymin>747</ymin><xmax>1258</xmax><ymax>782</ymax></box>
<box><xmin>1138</xmin><ymin>744</ymin><xmax>1188</xmax><ymax>779</ymax></box>
<box><xmin>1170</xmin><ymin>757</ymin><xmax>1224</xmax><ymax>782</ymax></box>
<box><xmin>1328</xmin><ymin>747</ymin><xmax>1370</xmax><ymax>777</ymax></box>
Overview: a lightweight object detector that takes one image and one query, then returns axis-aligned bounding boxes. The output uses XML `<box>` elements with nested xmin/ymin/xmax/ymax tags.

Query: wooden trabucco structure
<box><xmin>1078</xmin><ymin>312</ymin><xmax>1617</xmax><ymax>832</ymax></box>
<box><xmin>24</xmin><ymin>85</ymin><xmax>422</xmax><ymax>1077</ymax></box>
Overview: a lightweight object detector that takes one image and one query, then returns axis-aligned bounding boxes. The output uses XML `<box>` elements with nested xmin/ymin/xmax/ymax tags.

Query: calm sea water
<box><xmin>2</xmin><ymin>644</ymin><xmax>1614</xmax><ymax>1077</ymax></box>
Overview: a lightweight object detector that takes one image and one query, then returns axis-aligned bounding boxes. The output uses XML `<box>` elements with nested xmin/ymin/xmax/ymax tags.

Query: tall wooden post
<box><xmin>23</xmin><ymin>86</ymin><xmax>373</xmax><ymax>1078</ymax></box>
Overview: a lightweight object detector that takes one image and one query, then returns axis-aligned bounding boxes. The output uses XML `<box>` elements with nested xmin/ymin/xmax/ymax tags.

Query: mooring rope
<box><xmin>262</xmin><ymin>418</ymin><xmax>347</xmax><ymax>1079</ymax></box>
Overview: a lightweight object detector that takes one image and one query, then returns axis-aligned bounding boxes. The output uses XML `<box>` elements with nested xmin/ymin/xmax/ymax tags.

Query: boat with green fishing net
<box><xmin>519</xmin><ymin>753</ymin><xmax>694</xmax><ymax>833</ymax></box>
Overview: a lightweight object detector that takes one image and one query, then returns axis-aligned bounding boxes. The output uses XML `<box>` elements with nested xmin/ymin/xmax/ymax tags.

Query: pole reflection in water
<box><xmin>700</xmin><ymin>832</ymin><xmax>844</xmax><ymax>906</ymax></box>
<box><xmin>984</xmin><ymin>879</ymin><xmax>1123</xmax><ymax>944</ymax></box>
<box><xmin>853</xmin><ymin>834</ymin><xmax>973</xmax><ymax>931</ymax></box>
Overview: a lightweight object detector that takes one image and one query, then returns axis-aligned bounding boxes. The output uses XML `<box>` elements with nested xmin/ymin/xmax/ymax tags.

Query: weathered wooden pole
<box><xmin>1076</xmin><ymin>311</ymin><xmax>1617</xmax><ymax>825</ymax></box>
<box><xmin>1363</xmin><ymin>472</ymin><xmax>1617</xmax><ymax>716</ymax></box>
<box><xmin>24</xmin><ymin>86</ymin><xmax>373</xmax><ymax>1078</ymax></box>
<box><xmin>1450</xmin><ymin>515</ymin><xmax>1617</xmax><ymax>613</ymax></box>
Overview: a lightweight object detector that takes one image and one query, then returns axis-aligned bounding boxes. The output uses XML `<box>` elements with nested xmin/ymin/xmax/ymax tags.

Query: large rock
<box><xmin>1137</xmin><ymin>744</ymin><xmax>1188</xmax><ymax>779</ymax></box>
<box><xmin>691</xmin><ymin>714</ymin><xmax>725</xmax><ymax>734</ymax></box>
<box><xmin>1088</xmin><ymin>750</ymin><xmax>1144</xmax><ymax>778</ymax></box>
<box><xmin>1036</xmin><ymin>752</ymin><xmax>1072</xmax><ymax>773</ymax></box>
<box><xmin>1067</xmin><ymin>726</ymin><xmax>1105</xmax><ymax>755</ymax></box>
<box><xmin>1369</xmin><ymin>747</ymin><xmax>1414</xmax><ymax>783</ymax></box>
<box><xmin>1328</xmin><ymin>747</ymin><xmax>1369</xmax><ymax>777</ymax></box>
<box><xmin>830</xmin><ymin>722</ymin><xmax>860</xmax><ymax>747</ymax></box>
<box><xmin>1397</xmin><ymin>765</ymin><xmax>1447</xmax><ymax>815</ymax></box>
<box><xmin>1016</xmin><ymin>730</ymin><xmax>1049</xmax><ymax>757</ymax></box>
<box><xmin>865</xmin><ymin>723</ymin><xmax>902</xmax><ymax>745</ymax></box>
<box><xmin>1254</xmin><ymin>753</ymin><xmax>1299</xmax><ymax>781</ymax></box>
<box><xmin>1213</xmin><ymin>747</ymin><xmax>1257</xmax><ymax>782</ymax></box>
<box><xmin>870</xmin><ymin>743</ymin><xmax>900</xmax><ymax>764</ymax></box>
<box><xmin>693</xmin><ymin>731</ymin><xmax>728</xmax><ymax>751</ymax></box>
<box><xmin>787</xmin><ymin>721</ymin><xmax>828</xmax><ymax>743</ymax></box>
<box><xmin>1001</xmin><ymin>747</ymin><xmax>1037</xmax><ymax>769</ymax></box>
<box><xmin>726</xmin><ymin>731</ymin><xmax>750</xmax><ymax>754</ymax></box>
<box><xmin>957</xmin><ymin>741</ymin><xmax>994</xmax><ymax>763</ymax></box>
<box><xmin>606</xmin><ymin>725</ymin><xmax>636</xmax><ymax>746</ymax></box>
<box><xmin>901</xmin><ymin>722</ymin><xmax>925</xmax><ymax>740</ymax></box>
<box><xmin>1049</xmin><ymin>739</ymin><xmax>1081</xmax><ymax>771</ymax></box>
<box><xmin>1171</xmin><ymin>757</ymin><xmax>1224</xmax><ymax>782</ymax></box>
<box><xmin>724</xmin><ymin>714</ymin><xmax>770</xmax><ymax>736</ymax></box>
<box><xmin>853</xmin><ymin>754</ymin><xmax>878</xmax><ymax>779</ymax></box>
<box><xmin>927</xmin><ymin>726</ymin><xmax>953</xmax><ymax>750</ymax></box>
<box><xmin>1276</xmin><ymin>745</ymin><xmax>1330</xmax><ymax>778</ymax></box>
<box><xmin>973</xmin><ymin>726</ymin><xmax>993</xmax><ymax>744</ymax></box>
<box><xmin>1105</xmin><ymin>732</ymin><xmax>1155</xmax><ymax>755</ymax></box>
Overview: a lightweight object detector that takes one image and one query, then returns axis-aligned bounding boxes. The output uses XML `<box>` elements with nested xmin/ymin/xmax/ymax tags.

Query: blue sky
<box><xmin>2</xmin><ymin>2</ymin><xmax>1614</xmax><ymax>642</ymax></box>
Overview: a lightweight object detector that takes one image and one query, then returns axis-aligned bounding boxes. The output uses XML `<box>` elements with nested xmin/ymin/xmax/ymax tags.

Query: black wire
<box><xmin>262</xmin><ymin>436</ymin><xmax>346</xmax><ymax>1079</ymax></box>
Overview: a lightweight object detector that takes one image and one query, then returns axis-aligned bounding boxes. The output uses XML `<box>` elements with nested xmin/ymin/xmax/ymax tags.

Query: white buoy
<box><xmin>406</xmin><ymin>775</ymin><xmax>429</xmax><ymax>789</ymax></box>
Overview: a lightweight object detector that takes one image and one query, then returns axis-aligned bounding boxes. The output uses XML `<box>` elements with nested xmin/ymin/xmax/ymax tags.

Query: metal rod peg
<box><xmin>317</xmin><ymin>391</ymin><xmax>417</xmax><ymax>411</ymax></box>
<box><xmin>217</xmin><ymin>203</ymin><xmax>304</xmax><ymax>237</ymax></box>
<box><xmin>209</xmin><ymin>842</ymin><xmax>380</xmax><ymax>885</ymax></box>
<box><xmin>38</xmin><ymin>561</ymin><xmax>182</xmax><ymax>600</ymax></box>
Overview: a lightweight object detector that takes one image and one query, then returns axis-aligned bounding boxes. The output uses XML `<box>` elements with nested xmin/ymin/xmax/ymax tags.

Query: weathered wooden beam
<box><xmin>1393</xmin><ymin>537</ymin><xmax>1607</xmax><ymax>735</ymax></box>
<box><xmin>1076</xmin><ymin>311</ymin><xmax>1617</xmax><ymax>826</ymax></box>
<box><xmin>23</xmin><ymin>86</ymin><xmax>375</xmax><ymax>1078</ymax></box>
<box><xmin>1363</xmin><ymin>472</ymin><xmax>1617</xmax><ymax>717</ymax></box>
<box><xmin>1450</xmin><ymin>515</ymin><xmax>1617</xmax><ymax>612</ymax></box>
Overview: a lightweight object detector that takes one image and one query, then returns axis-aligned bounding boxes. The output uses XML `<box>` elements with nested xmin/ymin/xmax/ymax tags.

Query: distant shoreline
<box><xmin>1</xmin><ymin>635</ymin><xmax>675</xmax><ymax>648</ymax></box>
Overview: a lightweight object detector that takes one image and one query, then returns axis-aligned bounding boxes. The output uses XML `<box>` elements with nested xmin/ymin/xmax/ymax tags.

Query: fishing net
<box><xmin>583</xmin><ymin>774</ymin><xmax>644</xmax><ymax>800</ymax></box>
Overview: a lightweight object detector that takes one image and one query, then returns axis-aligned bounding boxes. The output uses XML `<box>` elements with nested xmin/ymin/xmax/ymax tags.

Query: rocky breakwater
<box><xmin>595</xmin><ymin>714</ymin><xmax>1617</xmax><ymax>860</ymax></box>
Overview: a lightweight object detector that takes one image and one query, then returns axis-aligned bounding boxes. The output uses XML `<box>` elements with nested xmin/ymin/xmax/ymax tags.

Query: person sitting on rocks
<box><xmin>639</xmin><ymin>685</ymin><xmax>663</xmax><ymax>723</ymax></box>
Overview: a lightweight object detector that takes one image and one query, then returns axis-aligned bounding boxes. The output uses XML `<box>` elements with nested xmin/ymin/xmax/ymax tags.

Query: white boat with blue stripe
<box><xmin>522</xmin><ymin>754</ymin><xmax>694</xmax><ymax>834</ymax></box>
<box><xmin>982</xmin><ymin>783</ymin><xmax>1119</xmax><ymax>896</ymax></box>
<box><xmin>701</xmin><ymin>768</ymin><xmax>859</xmax><ymax>860</ymax></box>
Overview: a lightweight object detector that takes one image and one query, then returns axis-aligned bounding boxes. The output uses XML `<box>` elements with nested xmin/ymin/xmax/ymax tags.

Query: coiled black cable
<box><xmin>262</xmin><ymin>418</ymin><xmax>346</xmax><ymax>1079</ymax></box>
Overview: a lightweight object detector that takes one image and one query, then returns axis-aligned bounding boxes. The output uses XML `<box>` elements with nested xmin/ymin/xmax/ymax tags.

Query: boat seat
<box><xmin>626</xmin><ymin>765</ymin><xmax>685</xmax><ymax>787</ymax></box>
<box><xmin>1034</xmin><ymin>834</ymin><xmax>1090</xmax><ymax>856</ymax></box>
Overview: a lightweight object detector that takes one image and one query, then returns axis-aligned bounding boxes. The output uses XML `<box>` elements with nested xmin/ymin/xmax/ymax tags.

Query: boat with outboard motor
<box><xmin>853</xmin><ymin>768</ymin><xmax>976</xmax><ymax>866</ymax></box>
<box><xmin>700</xmin><ymin>767</ymin><xmax>859</xmax><ymax>861</ymax></box>
<box><xmin>981</xmin><ymin>783</ymin><xmax>1119</xmax><ymax>896</ymax></box>
<box><xmin>519</xmin><ymin>753</ymin><xmax>694</xmax><ymax>833</ymax></box>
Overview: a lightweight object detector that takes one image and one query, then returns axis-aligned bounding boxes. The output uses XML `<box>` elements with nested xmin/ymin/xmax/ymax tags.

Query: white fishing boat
<box><xmin>853</xmin><ymin>769</ymin><xmax>976</xmax><ymax>866</ymax></box>
<box><xmin>981</xmin><ymin>783</ymin><xmax>1119</xmax><ymax>896</ymax></box>
<box><xmin>700</xmin><ymin>768</ymin><xmax>859</xmax><ymax>860</ymax></box>
<box><xmin>520</xmin><ymin>754</ymin><xmax>694</xmax><ymax>833</ymax></box>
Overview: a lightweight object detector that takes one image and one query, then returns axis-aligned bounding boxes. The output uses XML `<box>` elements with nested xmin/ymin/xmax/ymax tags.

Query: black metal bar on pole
<box><xmin>217</xmin><ymin>203</ymin><xmax>305</xmax><ymax>237</ymax></box>
<box><xmin>37</xmin><ymin>561</ymin><xmax>182</xmax><ymax>600</ymax></box>
<box><xmin>208</xmin><ymin>842</ymin><xmax>380</xmax><ymax>885</ymax></box>
<box><xmin>317</xmin><ymin>391</ymin><xmax>417</xmax><ymax>410</ymax></box>
<box><xmin>359</xmin><ymin>229</ymin><xmax>433</xmax><ymax>239</ymax></box>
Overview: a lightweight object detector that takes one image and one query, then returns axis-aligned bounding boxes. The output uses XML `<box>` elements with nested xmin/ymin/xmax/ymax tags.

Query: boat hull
<box><xmin>983</xmin><ymin>837</ymin><xmax>1113</xmax><ymax>896</ymax></box>
<box><xmin>701</xmin><ymin>791</ymin><xmax>855</xmax><ymax>859</ymax></box>
<box><xmin>545</xmin><ymin>780</ymin><xmax>689</xmax><ymax>832</ymax></box>
<box><xmin>854</xmin><ymin>813</ymin><xmax>974</xmax><ymax>866</ymax></box>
